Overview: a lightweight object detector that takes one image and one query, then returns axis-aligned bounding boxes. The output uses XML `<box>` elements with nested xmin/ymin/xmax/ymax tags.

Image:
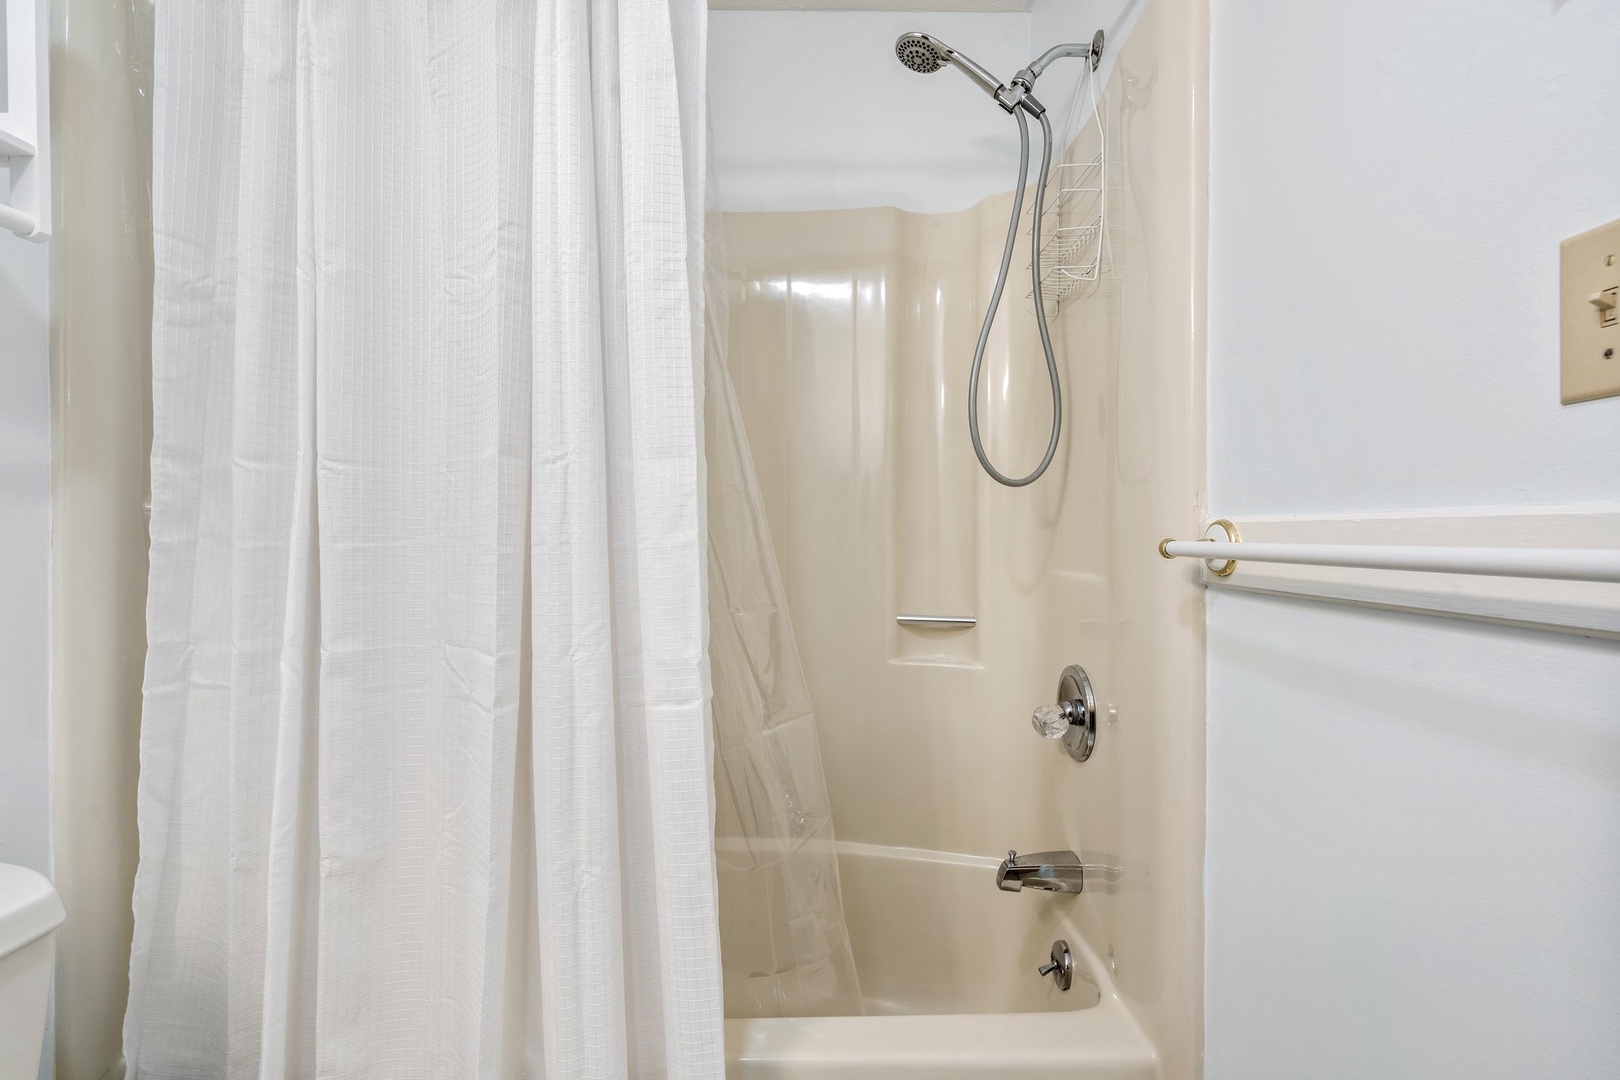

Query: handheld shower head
<box><xmin>894</xmin><ymin>27</ymin><xmax>1110</xmax><ymax>488</ymax></box>
<box><xmin>894</xmin><ymin>32</ymin><xmax>946</xmax><ymax>74</ymax></box>
<box><xmin>893</xmin><ymin>32</ymin><xmax>1007</xmax><ymax>104</ymax></box>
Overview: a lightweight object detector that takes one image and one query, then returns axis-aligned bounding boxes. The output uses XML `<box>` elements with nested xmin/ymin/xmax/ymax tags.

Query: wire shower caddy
<box><xmin>1026</xmin><ymin>56</ymin><xmax>1116</xmax><ymax>313</ymax></box>
<box><xmin>1028</xmin><ymin>153</ymin><xmax>1106</xmax><ymax>309</ymax></box>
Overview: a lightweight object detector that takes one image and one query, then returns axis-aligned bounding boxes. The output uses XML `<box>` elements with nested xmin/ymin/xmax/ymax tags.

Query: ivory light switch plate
<box><xmin>1561</xmin><ymin>217</ymin><xmax>1620</xmax><ymax>404</ymax></box>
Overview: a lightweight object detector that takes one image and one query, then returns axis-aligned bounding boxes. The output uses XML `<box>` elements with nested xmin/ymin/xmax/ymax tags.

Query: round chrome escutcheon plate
<box><xmin>1058</xmin><ymin>664</ymin><xmax>1096</xmax><ymax>763</ymax></box>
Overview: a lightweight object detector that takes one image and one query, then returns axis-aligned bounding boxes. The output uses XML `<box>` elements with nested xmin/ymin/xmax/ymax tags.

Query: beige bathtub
<box><xmin>724</xmin><ymin>843</ymin><xmax>1157</xmax><ymax>1079</ymax></box>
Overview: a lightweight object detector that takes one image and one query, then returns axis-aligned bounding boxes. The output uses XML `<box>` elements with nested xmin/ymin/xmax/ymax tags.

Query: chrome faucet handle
<box><xmin>1031</xmin><ymin>665</ymin><xmax>1098</xmax><ymax>762</ymax></box>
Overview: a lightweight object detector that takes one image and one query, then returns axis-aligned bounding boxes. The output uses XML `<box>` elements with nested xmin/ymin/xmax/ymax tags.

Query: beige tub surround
<box><xmin>717</xmin><ymin>0</ymin><xmax>1207</xmax><ymax>1073</ymax></box>
<box><xmin>727</xmin><ymin>1009</ymin><xmax>1155</xmax><ymax>1080</ymax></box>
<box><xmin>49</xmin><ymin>0</ymin><xmax>153</xmax><ymax>1076</ymax></box>
<box><xmin>725</xmin><ymin>843</ymin><xmax>1157</xmax><ymax>1079</ymax></box>
<box><xmin>708</xmin><ymin>222</ymin><xmax>863</xmax><ymax>1018</ymax></box>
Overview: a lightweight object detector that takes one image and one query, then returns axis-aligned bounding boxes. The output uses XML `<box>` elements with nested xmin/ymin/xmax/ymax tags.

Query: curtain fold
<box><xmin>125</xmin><ymin>1</ymin><xmax>721</xmax><ymax>1076</ymax></box>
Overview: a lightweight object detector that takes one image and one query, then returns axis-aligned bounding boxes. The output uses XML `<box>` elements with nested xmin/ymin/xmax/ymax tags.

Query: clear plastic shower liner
<box><xmin>704</xmin><ymin>212</ymin><xmax>863</xmax><ymax>1018</ymax></box>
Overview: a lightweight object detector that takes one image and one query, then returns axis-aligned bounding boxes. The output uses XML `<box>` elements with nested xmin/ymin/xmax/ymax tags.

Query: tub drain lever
<box><xmin>1037</xmin><ymin>939</ymin><xmax>1075</xmax><ymax>991</ymax></box>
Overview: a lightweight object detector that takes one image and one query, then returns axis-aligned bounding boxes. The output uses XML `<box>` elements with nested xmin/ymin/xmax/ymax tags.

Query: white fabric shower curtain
<box><xmin>124</xmin><ymin>2</ymin><xmax>720</xmax><ymax>1077</ymax></box>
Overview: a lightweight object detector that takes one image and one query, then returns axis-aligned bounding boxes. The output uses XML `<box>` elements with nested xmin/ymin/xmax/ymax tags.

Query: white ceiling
<box><xmin>709</xmin><ymin>1</ymin><xmax>1033</xmax><ymax>12</ymax></box>
<box><xmin>707</xmin><ymin>0</ymin><xmax>1130</xmax><ymax>213</ymax></box>
<box><xmin>708</xmin><ymin>9</ymin><xmax>1033</xmax><ymax>213</ymax></box>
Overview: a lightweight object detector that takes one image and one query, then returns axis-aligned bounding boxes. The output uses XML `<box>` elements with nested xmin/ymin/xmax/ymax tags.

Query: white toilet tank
<box><xmin>0</xmin><ymin>864</ymin><xmax>65</xmax><ymax>1080</ymax></box>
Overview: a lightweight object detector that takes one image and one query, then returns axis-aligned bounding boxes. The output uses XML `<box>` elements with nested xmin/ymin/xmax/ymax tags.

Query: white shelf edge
<box><xmin>1</xmin><ymin>0</ymin><xmax>51</xmax><ymax>241</ymax></box>
<box><xmin>0</xmin><ymin>127</ymin><xmax>38</xmax><ymax>156</ymax></box>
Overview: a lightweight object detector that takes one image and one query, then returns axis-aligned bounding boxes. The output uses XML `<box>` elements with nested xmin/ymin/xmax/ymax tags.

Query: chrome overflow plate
<box><xmin>1030</xmin><ymin>664</ymin><xmax>1097</xmax><ymax>762</ymax></box>
<box><xmin>1037</xmin><ymin>939</ymin><xmax>1074</xmax><ymax>991</ymax></box>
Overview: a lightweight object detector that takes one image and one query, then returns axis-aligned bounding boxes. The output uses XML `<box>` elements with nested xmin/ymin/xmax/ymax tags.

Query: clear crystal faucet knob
<box><xmin>1031</xmin><ymin>703</ymin><xmax>1069</xmax><ymax>739</ymax></box>
<box><xmin>1034</xmin><ymin>665</ymin><xmax>1098</xmax><ymax>763</ymax></box>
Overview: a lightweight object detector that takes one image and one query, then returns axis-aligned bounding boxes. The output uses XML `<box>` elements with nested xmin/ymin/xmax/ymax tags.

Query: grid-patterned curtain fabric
<box><xmin>124</xmin><ymin>1</ymin><xmax>720</xmax><ymax>1076</ymax></box>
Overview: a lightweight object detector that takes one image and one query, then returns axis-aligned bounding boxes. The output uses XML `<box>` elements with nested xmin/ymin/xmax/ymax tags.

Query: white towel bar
<box><xmin>0</xmin><ymin>202</ymin><xmax>39</xmax><ymax>238</ymax></box>
<box><xmin>1160</xmin><ymin>535</ymin><xmax>1620</xmax><ymax>585</ymax></box>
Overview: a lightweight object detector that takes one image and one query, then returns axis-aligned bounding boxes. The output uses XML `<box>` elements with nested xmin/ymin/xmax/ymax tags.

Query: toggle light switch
<box><xmin>1592</xmin><ymin>287</ymin><xmax>1618</xmax><ymax>328</ymax></box>
<box><xmin>1561</xmin><ymin>217</ymin><xmax>1620</xmax><ymax>404</ymax></box>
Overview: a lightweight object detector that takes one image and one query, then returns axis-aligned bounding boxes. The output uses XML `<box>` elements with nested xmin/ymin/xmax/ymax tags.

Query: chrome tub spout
<box><xmin>996</xmin><ymin>850</ymin><xmax>1085</xmax><ymax>894</ymax></box>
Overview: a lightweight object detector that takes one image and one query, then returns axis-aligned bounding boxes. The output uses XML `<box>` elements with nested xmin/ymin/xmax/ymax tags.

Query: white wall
<box><xmin>1208</xmin><ymin>595</ymin><xmax>1620</xmax><ymax>1079</ymax></box>
<box><xmin>0</xmin><ymin>235</ymin><xmax>52</xmax><ymax>878</ymax></box>
<box><xmin>1211</xmin><ymin>0</ymin><xmax>1620</xmax><ymax>514</ymax></box>
<box><xmin>1208</xmin><ymin>1</ymin><xmax>1620</xmax><ymax>1077</ymax></box>
<box><xmin>709</xmin><ymin>3</ymin><xmax>1131</xmax><ymax>213</ymax></box>
<box><xmin>0</xmin><ymin>228</ymin><xmax>53</xmax><ymax>1080</ymax></box>
<box><xmin>709</xmin><ymin>10</ymin><xmax>1032</xmax><ymax>212</ymax></box>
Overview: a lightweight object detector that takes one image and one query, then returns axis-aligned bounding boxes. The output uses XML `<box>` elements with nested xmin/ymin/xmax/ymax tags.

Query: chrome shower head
<box><xmin>893</xmin><ymin>31</ymin><xmax>1007</xmax><ymax>103</ymax></box>
<box><xmin>895</xmin><ymin>32</ymin><xmax>946</xmax><ymax>74</ymax></box>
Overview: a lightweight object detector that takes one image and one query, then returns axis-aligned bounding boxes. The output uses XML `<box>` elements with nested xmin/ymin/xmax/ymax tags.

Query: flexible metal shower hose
<box><xmin>967</xmin><ymin>109</ymin><xmax>1061</xmax><ymax>487</ymax></box>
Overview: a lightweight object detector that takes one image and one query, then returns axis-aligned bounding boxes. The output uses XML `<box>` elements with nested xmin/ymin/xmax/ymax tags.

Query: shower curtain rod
<box><xmin>1159</xmin><ymin>525</ymin><xmax>1620</xmax><ymax>584</ymax></box>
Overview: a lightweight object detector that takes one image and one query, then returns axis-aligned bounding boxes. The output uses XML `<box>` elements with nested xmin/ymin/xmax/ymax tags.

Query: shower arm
<box><xmin>1004</xmin><ymin>30</ymin><xmax>1107</xmax><ymax>116</ymax></box>
<box><xmin>1017</xmin><ymin>30</ymin><xmax>1105</xmax><ymax>85</ymax></box>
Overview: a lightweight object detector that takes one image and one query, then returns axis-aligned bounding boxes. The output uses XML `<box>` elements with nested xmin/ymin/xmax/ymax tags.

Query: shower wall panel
<box><xmin>722</xmin><ymin>179</ymin><xmax>1117</xmax><ymax>852</ymax></box>
<box><xmin>49</xmin><ymin>0</ymin><xmax>153</xmax><ymax>1077</ymax></box>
